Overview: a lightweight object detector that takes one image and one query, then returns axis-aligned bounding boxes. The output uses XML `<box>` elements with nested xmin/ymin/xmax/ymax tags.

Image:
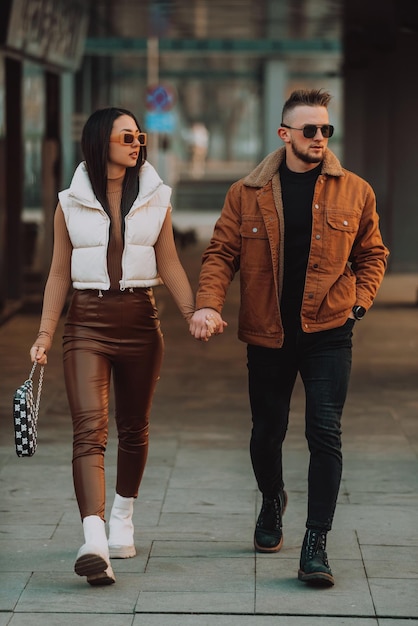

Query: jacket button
<box><xmin>343</xmin><ymin>220</ymin><xmax>348</xmax><ymax>226</ymax></box>
<box><xmin>313</xmin><ymin>263</ymin><xmax>319</xmax><ymax>268</ymax></box>
<box><xmin>308</xmin><ymin>294</ymin><xmax>314</xmax><ymax>299</ymax></box>
<box><xmin>314</xmin><ymin>204</ymin><xmax>319</xmax><ymax>209</ymax></box>
<box><xmin>252</xmin><ymin>227</ymin><xmax>258</xmax><ymax>233</ymax></box>
<box><xmin>315</xmin><ymin>234</ymin><xmax>321</xmax><ymax>240</ymax></box>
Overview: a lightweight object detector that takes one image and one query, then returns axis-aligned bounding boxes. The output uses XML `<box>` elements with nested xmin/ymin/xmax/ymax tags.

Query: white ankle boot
<box><xmin>74</xmin><ymin>515</ymin><xmax>116</xmax><ymax>585</ymax></box>
<box><xmin>108</xmin><ymin>494</ymin><xmax>136</xmax><ymax>558</ymax></box>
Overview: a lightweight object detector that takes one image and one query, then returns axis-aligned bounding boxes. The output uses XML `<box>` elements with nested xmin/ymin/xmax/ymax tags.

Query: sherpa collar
<box><xmin>243</xmin><ymin>147</ymin><xmax>345</xmax><ymax>188</ymax></box>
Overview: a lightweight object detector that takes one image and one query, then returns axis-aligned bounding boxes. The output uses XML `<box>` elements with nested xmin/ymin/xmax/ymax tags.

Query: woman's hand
<box><xmin>189</xmin><ymin>308</ymin><xmax>227</xmax><ymax>342</ymax></box>
<box><xmin>30</xmin><ymin>345</ymin><xmax>48</xmax><ymax>366</ymax></box>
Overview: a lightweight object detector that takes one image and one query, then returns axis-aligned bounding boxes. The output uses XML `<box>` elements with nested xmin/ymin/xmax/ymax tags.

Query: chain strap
<box><xmin>29</xmin><ymin>362</ymin><xmax>44</xmax><ymax>422</ymax></box>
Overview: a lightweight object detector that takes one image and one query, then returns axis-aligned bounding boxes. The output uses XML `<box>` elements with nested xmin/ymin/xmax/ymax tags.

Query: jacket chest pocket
<box><xmin>322</xmin><ymin>211</ymin><xmax>359</xmax><ymax>261</ymax></box>
<box><xmin>240</xmin><ymin>217</ymin><xmax>271</xmax><ymax>272</ymax></box>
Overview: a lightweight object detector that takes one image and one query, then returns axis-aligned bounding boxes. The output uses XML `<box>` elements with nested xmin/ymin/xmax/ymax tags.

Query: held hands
<box><xmin>189</xmin><ymin>308</ymin><xmax>227</xmax><ymax>342</ymax></box>
<box><xmin>30</xmin><ymin>345</ymin><xmax>48</xmax><ymax>366</ymax></box>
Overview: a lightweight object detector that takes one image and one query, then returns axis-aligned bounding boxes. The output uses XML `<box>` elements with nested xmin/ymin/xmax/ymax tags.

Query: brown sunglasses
<box><xmin>110</xmin><ymin>131</ymin><xmax>147</xmax><ymax>146</ymax></box>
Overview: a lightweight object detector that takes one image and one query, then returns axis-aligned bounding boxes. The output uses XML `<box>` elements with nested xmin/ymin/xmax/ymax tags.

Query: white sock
<box><xmin>108</xmin><ymin>494</ymin><xmax>134</xmax><ymax>547</ymax></box>
<box><xmin>82</xmin><ymin>515</ymin><xmax>109</xmax><ymax>555</ymax></box>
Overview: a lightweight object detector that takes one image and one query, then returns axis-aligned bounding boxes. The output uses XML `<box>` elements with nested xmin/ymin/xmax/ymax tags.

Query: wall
<box><xmin>343</xmin><ymin>0</ymin><xmax>418</xmax><ymax>272</ymax></box>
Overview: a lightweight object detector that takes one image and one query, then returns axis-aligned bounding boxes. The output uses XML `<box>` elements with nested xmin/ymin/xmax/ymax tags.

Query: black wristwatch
<box><xmin>352</xmin><ymin>305</ymin><xmax>366</xmax><ymax>320</ymax></box>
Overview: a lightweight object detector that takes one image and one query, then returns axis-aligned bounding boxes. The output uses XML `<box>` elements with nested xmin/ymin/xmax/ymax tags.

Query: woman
<box><xmin>30</xmin><ymin>107</ymin><xmax>207</xmax><ymax>586</ymax></box>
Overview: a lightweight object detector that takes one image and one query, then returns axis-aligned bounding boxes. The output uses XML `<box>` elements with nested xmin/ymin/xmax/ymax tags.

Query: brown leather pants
<box><xmin>63</xmin><ymin>288</ymin><xmax>164</xmax><ymax>520</ymax></box>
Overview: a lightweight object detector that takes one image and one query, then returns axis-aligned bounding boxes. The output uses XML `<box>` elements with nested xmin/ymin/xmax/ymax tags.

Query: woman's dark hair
<box><xmin>81</xmin><ymin>107</ymin><xmax>147</xmax><ymax>221</ymax></box>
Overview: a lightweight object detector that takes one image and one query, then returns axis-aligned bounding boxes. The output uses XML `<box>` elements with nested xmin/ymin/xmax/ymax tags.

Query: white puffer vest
<box><xmin>59</xmin><ymin>161</ymin><xmax>170</xmax><ymax>290</ymax></box>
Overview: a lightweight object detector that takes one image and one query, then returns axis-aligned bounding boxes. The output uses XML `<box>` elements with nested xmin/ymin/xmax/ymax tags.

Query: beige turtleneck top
<box><xmin>35</xmin><ymin>174</ymin><xmax>195</xmax><ymax>352</ymax></box>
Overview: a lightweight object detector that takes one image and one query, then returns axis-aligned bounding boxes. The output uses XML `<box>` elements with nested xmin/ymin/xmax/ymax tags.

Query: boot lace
<box><xmin>305</xmin><ymin>530</ymin><xmax>328</xmax><ymax>563</ymax></box>
<box><xmin>257</xmin><ymin>493</ymin><xmax>283</xmax><ymax>530</ymax></box>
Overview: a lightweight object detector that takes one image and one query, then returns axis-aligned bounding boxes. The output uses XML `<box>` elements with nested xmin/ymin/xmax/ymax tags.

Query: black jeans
<box><xmin>247</xmin><ymin>319</ymin><xmax>354</xmax><ymax>531</ymax></box>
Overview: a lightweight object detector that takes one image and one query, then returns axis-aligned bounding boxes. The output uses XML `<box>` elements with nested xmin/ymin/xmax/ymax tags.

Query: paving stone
<box><xmin>255</xmin><ymin>558</ymin><xmax>375</xmax><ymax>616</ymax></box>
<box><xmin>0</xmin><ymin>573</ymin><xmax>31</xmax><ymax>611</ymax></box>
<box><xmin>370</xmin><ymin>579</ymin><xmax>418</xmax><ymax>618</ymax></box>
<box><xmin>8</xmin><ymin>616</ymin><xmax>133</xmax><ymax>626</ymax></box>
<box><xmin>1</xmin><ymin>240</ymin><xmax>417</xmax><ymax>622</ymax></box>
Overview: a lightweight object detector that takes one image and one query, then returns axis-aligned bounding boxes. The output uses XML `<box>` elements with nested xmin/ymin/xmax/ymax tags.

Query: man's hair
<box><xmin>281</xmin><ymin>89</ymin><xmax>332</xmax><ymax>122</ymax></box>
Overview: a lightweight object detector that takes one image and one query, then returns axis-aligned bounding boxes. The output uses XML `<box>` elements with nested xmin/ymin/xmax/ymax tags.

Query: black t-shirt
<box><xmin>279</xmin><ymin>160</ymin><xmax>321</xmax><ymax>325</ymax></box>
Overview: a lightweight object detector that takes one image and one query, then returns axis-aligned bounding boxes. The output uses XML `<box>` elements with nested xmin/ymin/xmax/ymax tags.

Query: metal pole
<box><xmin>147</xmin><ymin>36</ymin><xmax>159</xmax><ymax>164</ymax></box>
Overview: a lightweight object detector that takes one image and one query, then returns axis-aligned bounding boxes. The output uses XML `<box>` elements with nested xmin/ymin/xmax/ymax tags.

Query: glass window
<box><xmin>23</xmin><ymin>62</ymin><xmax>45</xmax><ymax>209</ymax></box>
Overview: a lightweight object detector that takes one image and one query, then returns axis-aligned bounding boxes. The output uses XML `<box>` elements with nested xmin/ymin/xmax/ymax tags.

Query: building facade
<box><xmin>1</xmin><ymin>0</ymin><xmax>417</xmax><ymax>320</ymax></box>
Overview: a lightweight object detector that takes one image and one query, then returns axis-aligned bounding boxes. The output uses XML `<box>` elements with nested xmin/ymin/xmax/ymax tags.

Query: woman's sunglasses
<box><xmin>281</xmin><ymin>123</ymin><xmax>334</xmax><ymax>139</ymax></box>
<box><xmin>110</xmin><ymin>131</ymin><xmax>147</xmax><ymax>146</ymax></box>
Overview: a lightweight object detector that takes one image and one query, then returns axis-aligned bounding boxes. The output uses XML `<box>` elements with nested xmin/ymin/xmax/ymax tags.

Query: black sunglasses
<box><xmin>281</xmin><ymin>123</ymin><xmax>334</xmax><ymax>139</ymax></box>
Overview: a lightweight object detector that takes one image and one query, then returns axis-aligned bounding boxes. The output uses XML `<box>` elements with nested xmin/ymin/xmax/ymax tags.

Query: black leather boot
<box><xmin>298</xmin><ymin>529</ymin><xmax>334</xmax><ymax>587</ymax></box>
<box><xmin>254</xmin><ymin>490</ymin><xmax>288</xmax><ymax>553</ymax></box>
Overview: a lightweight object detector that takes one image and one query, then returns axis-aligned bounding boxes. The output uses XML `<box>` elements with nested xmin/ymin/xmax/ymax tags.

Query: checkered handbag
<box><xmin>13</xmin><ymin>362</ymin><xmax>44</xmax><ymax>457</ymax></box>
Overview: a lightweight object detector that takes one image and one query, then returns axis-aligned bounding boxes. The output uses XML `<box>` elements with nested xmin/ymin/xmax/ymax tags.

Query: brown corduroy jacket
<box><xmin>195</xmin><ymin>147</ymin><xmax>389</xmax><ymax>348</ymax></box>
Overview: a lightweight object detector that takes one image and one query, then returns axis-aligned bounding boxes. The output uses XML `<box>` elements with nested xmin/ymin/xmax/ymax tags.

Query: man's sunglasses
<box><xmin>110</xmin><ymin>131</ymin><xmax>147</xmax><ymax>146</ymax></box>
<box><xmin>281</xmin><ymin>123</ymin><xmax>334</xmax><ymax>139</ymax></box>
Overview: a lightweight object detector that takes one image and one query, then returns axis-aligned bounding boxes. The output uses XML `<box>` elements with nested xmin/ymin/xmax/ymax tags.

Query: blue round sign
<box><xmin>146</xmin><ymin>85</ymin><xmax>175</xmax><ymax>112</ymax></box>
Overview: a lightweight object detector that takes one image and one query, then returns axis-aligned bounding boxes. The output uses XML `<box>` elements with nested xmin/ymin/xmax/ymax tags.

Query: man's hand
<box><xmin>189</xmin><ymin>308</ymin><xmax>228</xmax><ymax>342</ymax></box>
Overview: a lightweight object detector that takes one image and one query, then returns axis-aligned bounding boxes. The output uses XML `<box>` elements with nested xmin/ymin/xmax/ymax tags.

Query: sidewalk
<box><xmin>0</xmin><ymin>230</ymin><xmax>417</xmax><ymax>626</ymax></box>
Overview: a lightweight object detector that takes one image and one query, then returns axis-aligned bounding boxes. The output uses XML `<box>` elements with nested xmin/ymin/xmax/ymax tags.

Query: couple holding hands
<box><xmin>31</xmin><ymin>89</ymin><xmax>388</xmax><ymax>588</ymax></box>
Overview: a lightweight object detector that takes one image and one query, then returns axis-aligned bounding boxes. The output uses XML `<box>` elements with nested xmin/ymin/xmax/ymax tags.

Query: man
<box><xmin>189</xmin><ymin>89</ymin><xmax>389</xmax><ymax>587</ymax></box>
